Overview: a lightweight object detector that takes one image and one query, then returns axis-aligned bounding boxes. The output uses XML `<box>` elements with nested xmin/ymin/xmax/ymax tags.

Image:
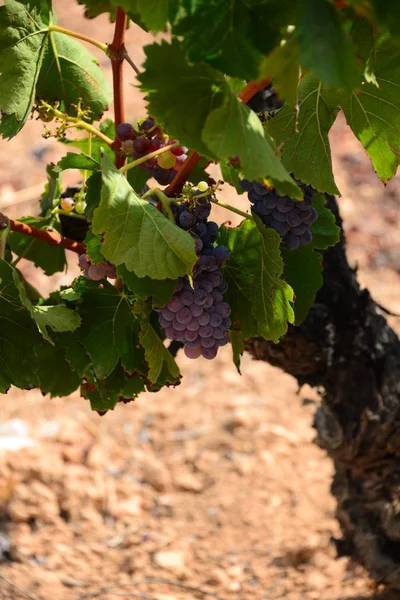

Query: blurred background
<box><xmin>0</xmin><ymin>3</ymin><xmax>399</xmax><ymax>599</ymax></box>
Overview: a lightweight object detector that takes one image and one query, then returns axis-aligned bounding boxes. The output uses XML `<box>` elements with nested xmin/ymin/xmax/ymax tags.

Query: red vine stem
<box><xmin>166</xmin><ymin>78</ymin><xmax>271</xmax><ymax>197</ymax></box>
<box><xmin>10</xmin><ymin>219</ymin><xmax>85</xmax><ymax>255</ymax></box>
<box><xmin>108</xmin><ymin>7</ymin><xmax>127</xmax><ymax>169</ymax></box>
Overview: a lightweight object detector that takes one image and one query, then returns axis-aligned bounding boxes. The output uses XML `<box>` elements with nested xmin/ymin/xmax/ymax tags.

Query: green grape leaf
<box><xmin>203</xmin><ymin>87</ymin><xmax>302</xmax><ymax>199</ymax></box>
<box><xmin>219</xmin><ymin>219</ymin><xmax>294</xmax><ymax>343</ymax></box>
<box><xmin>57</xmin><ymin>331</ymin><xmax>90</xmax><ymax>378</ymax></box>
<box><xmin>92</xmin><ymin>154</ymin><xmax>197</xmax><ymax>279</ymax></box>
<box><xmin>220</xmin><ymin>161</ymin><xmax>246</xmax><ymax>194</ymax></box>
<box><xmin>7</xmin><ymin>217</ymin><xmax>67</xmax><ymax>276</ymax></box>
<box><xmin>85</xmin><ymin>171</ymin><xmax>103</xmax><ymax>221</ymax></box>
<box><xmin>0</xmin><ymin>0</ymin><xmax>112</xmax><ymax>138</ymax></box>
<box><xmin>117</xmin><ymin>264</ymin><xmax>178</xmax><ymax>308</ymax></box>
<box><xmin>0</xmin><ymin>261</ymin><xmax>45</xmax><ymax>390</ymax></box>
<box><xmin>77</xmin><ymin>0</ymin><xmax>148</xmax><ymax>29</ymax></box>
<box><xmin>259</xmin><ymin>37</ymin><xmax>300</xmax><ymax>106</ymax></box>
<box><xmin>310</xmin><ymin>194</ymin><xmax>341</xmax><ymax>250</ymax></box>
<box><xmin>40</xmin><ymin>164</ymin><xmax>62</xmax><ymax>217</ymax></box>
<box><xmin>174</xmin><ymin>0</ymin><xmax>296</xmax><ymax>80</ymax></box>
<box><xmin>59</xmin><ymin>288</ymin><xmax>82</xmax><ymax>302</ymax></box>
<box><xmin>127</xmin><ymin>165</ymin><xmax>151</xmax><ymax>195</ymax></box>
<box><xmin>266</xmin><ymin>75</ymin><xmax>340</xmax><ymax>195</ymax></box>
<box><xmin>77</xmin><ymin>280</ymin><xmax>140</xmax><ymax>379</ymax></box>
<box><xmin>297</xmin><ymin>0</ymin><xmax>358</xmax><ymax>90</ymax></box>
<box><xmin>63</xmin><ymin>119</ymin><xmax>115</xmax><ymax>161</ymax></box>
<box><xmin>229</xmin><ymin>329</ymin><xmax>245</xmax><ymax>374</ymax></box>
<box><xmin>33</xmin><ymin>305</ymin><xmax>81</xmax><ymax>344</ymax></box>
<box><xmin>282</xmin><ymin>194</ymin><xmax>340</xmax><ymax>325</ymax></box>
<box><xmin>340</xmin><ymin>38</ymin><xmax>400</xmax><ymax>183</ymax></box>
<box><xmin>139</xmin><ymin>317</ymin><xmax>181</xmax><ymax>385</ymax></box>
<box><xmin>84</xmin><ymin>229</ymin><xmax>104</xmax><ymax>264</ymax></box>
<box><xmin>138</xmin><ymin>40</ymin><xmax>225</xmax><ymax>158</ymax></box>
<box><xmin>57</xmin><ymin>152</ymin><xmax>99</xmax><ymax>172</ymax></box>
<box><xmin>282</xmin><ymin>246</ymin><xmax>323</xmax><ymax>326</ymax></box>
<box><xmin>35</xmin><ymin>344</ymin><xmax>81</xmax><ymax>397</ymax></box>
<box><xmin>81</xmin><ymin>362</ymin><xmax>146</xmax><ymax>413</ymax></box>
<box><xmin>136</xmin><ymin>0</ymin><xmax>179</xmax><ymax>31</ymax></box>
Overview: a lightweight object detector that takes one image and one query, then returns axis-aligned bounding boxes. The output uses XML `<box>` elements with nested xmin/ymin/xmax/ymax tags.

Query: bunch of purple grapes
<box><xmin>157</xmin><ymin>197</ymin><xmax>231</xmax><ymax>360</ymax></box>
<box><xmin>79</xmin><ymin>254</ymin><xmax>117</xmax><ymax>280</ymax></box>
<box><xmin>116</xmin><ymin>119</ymin><xmax>187</xmax><ymax>186</ymax></box>
<box><xmin>240</xmin><ymin>179</ymin><xmax>318</xmax><ymax>250</ymax></box>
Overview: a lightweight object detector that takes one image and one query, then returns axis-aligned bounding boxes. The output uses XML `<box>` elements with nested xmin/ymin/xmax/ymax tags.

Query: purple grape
<box><xmin>172</xmin><ymin>319</ymin><xmax>186</xmax><ymax>332</ymax></box>
<box><xmin>161</xmin><ymin>308</ymin><xmax>174</xmax><ymax>321</ymax></box>
<box><xmin>187</xmin><ymin>319</ymin><xmax>200</xmax><ymax>331</ymax></box>
<box><xmin>284</xmin><ymin>233</ymin><xmax>301</xmax><ymax>250</ymax></box>
<box><xmin>210</xmin><ymin>313</ymin><xmax>223</xmax><ymax>327</ymax></box>
<box><xmin>215</xmin><ymin>303</ymin><xmax>231</xmax><ymax>318</ymax></box>
<box><xmin>204</xmin><ymin>295</ymin><xmax>214</xmax><ymax>309</ymax></box>
<box><xmin>207</xmin><ymin>222</ymin><xmax>219</xmax><ymax>241</ymax></box>
<box><xmin>213</xmin><ymin>326</ymin><xmax>226</xmax><ymax>340</ymax></box>
<box><xmin>217</xmin><ymin>281</ymin><xmax>228</xmax><ymax>294</ymax></box>
<box><xmin>193</xmin><ymin>289</ymin><xmax>208</xmax><ymax>305</ymax></box>
<box><xmin>253</xmin><ymin>182</ymin><xmax>269</xmax><ymax>195</ymax></box>
<box><xmin>195</xmin><ymin>203</ymin><xmax>211</xmax><ymax>220</ymax></box>
<box><xmin>185</xmin><ymin>329</ymin><xmax>200</xmax><ymax>342</ymax></box>
<box><xmin>197</xmin><ymin>279</ymin><xmax>213</xmax><ymax>294</ymax></box>
<box><xmin>286</xmin><ymin>209</ymin><xmax>302</xmax><ymax>228</ymax></box>
<box><xmin>191</xmin><ymin>304</ymin><xmax>203</xmax><ymax>317</ymax></box>
<box><xmin>199</xmin><ymin>325</ymin><xmax>213</xmax><ymax>338</ymax></box>
<box><xmin>202</xmin><ymin>346</ymin><xmax>218</xmax><ymax>360</ymax></box>
<box><xmin>87</xmin><ymin>264</ymin><xmax>106</xmax><ymax>280</ymax></box>
<box><xmin>198</xmin><ymin>312</ymin><xmax>211</xmax><ymax>326</ymax></box>
<box><xmin>186</xmin><ymin>339</ymin><xmax>201</xmax><ymax>349</ymax></box>
<box><xmin>140</xmin><ymin>118</ymin><xmax>155</xmax><ymax>131</ymax></box>
<box><xmin>277</xmin><ymin>197</ymin><xmax>294</xmax><ymax>213</ymax></box>
<box><xmin>201</xmin><ymin>337</ymin><xmax>216</xmax><ymax>348</ymax></box>
<box><xmin>255</xmin><ymin>200</ymin><xmax>272</xmax><ymax>216</ymax></box>
<box><xmin>222</xmin><ymin>317</ymin><xmax>231</xmax><ymax>329</ymax></box>
<box><xmin>239</xmin><ymin>179</ymin><xmax>253</xmax><ymax>192</ymax></box>
<box><xmin>291</xmin><ymin>223</ymin><xmax>307</xmax><ymax>235</ymax></box>
<box><xmin>79</xmin><ymin>254</ymin><xmax>90</xmax><ymax>269</ymax></box>
<box><xmin>179</xmin><ymin>211</ymin><xmax>196</xmax><ymax>229</ymax></box>
<box><xmin>270</xmin><ymin>220</ymin><xmax>289</xmax><ymax>236</ymax></box>
<box><xmin>302</xmin><ymin>207</ymin><xmax>318</xmax><ymax>226</ymax></box>
<box><xmin>133</xmin><ymin>137</ymin><xmax>150</xmax><ymax>155</ymax></box>
<box><xmin>176</xmin><ymin>307</ymin><xmax>192</xmax><ymax>324</ymax></box>
<box><xmin>167</xmin><ymin>296</ymin><xmax>183</xmax><ymax>312</ymax></box>
<box><xmin>195</xmin><ymin>222</ymin><xmax>208</xmax><ymax>238</ymax></box>
<box><xmin>194</xmin><ymin>237</ymin><xmax>203</xmax><ymax>254</ymax></box>
<box><xmin>216</xmin><ymin>336</ymin><xmax>229</xmax><ymax>347</ymax></box>
<box><xmin>212</xmin><ymin>246</ymin><xmax>230</xmax><ymax>264</ymax></box>
<box><xmin>185</xmin><ymin>345</ymin><xmax>202</xmax><ymax>359</ymax></box>
<box><xmin>300</xmin><ymin>230</ymin><xmax>313</xmax><ymax>245</ymax></box>
<box><xmin>116</xmin><ymin>122</ymin><xmax>135</xmax><ymax>141</ymax></box>
<box><xmin>272</xmin><ymin>209</ymin><xmax>287</xmax><ymax>223</ymax></box>
<box><xmin>264</xmin><ymin>196</ymin><xmax>278</xmax><ymax>209</ymax></box>
<box><xmin>212</xmin><ymin>291</ymin><xmax>224</xmax><ymax>304</ymax></box>
<box><xmin>181</xmin><ymin>290</ymin><xmax>194</xmax><ymax>306</ymax></box>
<box><xmin>103</xmin><ymin>263</ymin><xmax>117</xmax><ymax>279</ymax></box>
<box><xmin>248</xmin><ymin>190</ymin><xmax>264</xmax><ymax>204</ymax></box>
<box><xmin>209</xmin><ymin>272</ymin><xmax>223</xmax><ymax>288</ymax></box>
<box><xmin>159</xmin><ymin>315</ymin><xmax>171</xmax><ymax>328</ymax></box>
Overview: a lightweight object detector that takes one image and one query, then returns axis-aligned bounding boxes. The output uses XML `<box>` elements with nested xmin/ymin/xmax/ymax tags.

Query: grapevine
<box><xmin>0</xmin><ymin>0</ymin><xmax>397</xmax><ymax>415</ymax></box>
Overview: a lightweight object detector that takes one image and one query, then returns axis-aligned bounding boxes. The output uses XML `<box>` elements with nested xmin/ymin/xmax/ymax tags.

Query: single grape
<box><xmin>199</xmin><ymin>325</ymin><xmax>213</xmax><ymax>338</ymax></box>
<box><xmin>195</xmin><ymin>223</ymin><xmax>208</xmax><ymax>238</ymax></box>
<box><xmin>179</xmin><ymin>211</ymin><xmax>196</xmax><ymax>229</ymax></box>
<box><xmin>185</xmin><ymin>338</ymin><xmax>201</xmax><ymax>349</ymax></box>
<box><xmin>103</xmin><ymin>263</ymin><xmax>117</xmax><ymax>279</ymax></box>
<box><xmin>284</xmin><ymin>233</ymin><xmax>301</xmax><ymax>250</ymax></box>
<box><xmin>176</xmin><ymin>307</ymin><xmax>192</xmax><ymax>324</ymax></box>
<box><xmin>140</xmin><ymin>118</ymin><xmax>155</xmax><ymax>132</ymax></box>
<box><xmin>197</xmin><ymin>181</ymin><xmax>209</xmax><ymax>192</ymax></box>
<box><xmin>286</xmin><ymin>209</ymin><xmax>302</xmax><ymax>228</ymax></box>
<box><xmin>150</xmin><ymin>138</ymin><xmax>163</xmax><ymax>152</ymax></box>
<box><xmin>87</xmin><ymin>264</ymin><xmax>106</xmax><ymax>280</ymax></box>
<box><xmin>302</xmin><ymin>207</ymin><xmax>318</xmax><ymax>226</ymax></box>
<box><xmin>184</xmin><ymin>345</ymin><xmax>202</xmax><ymax>359</ymax></box>
<box><xmin>185</xmin><ymin>329</ymin><xmax>199</xmax><ymax>342</ymax></box>
<box><xmin>167</xmin><ymin>296</ymin><xmax>184</xmax><ymax>313</ymax></box>
<box><xmin>79</xmin><ymin>254</ymin><xmax>89</xmax><ymax>269</ymax></box>
<box><xmin>61</xmin><ymin>198</ymin><xmax>74</xmax><ymax>213</ymax></box>
<box><xmin>215</xmin><ymin>302</ymin><xmax>231</xmax><ymax>318</ymax></box>
<box><xmin>255</xmin><ymin>200</ymin><xmax>272</xmax><ymax>216</ymax></box>
<box><xmin>152</xmin><ymin>167</ymin><xmax>175</xmax><ymax>185</ymax></box>
<box><xmin>298</xmin><ymin>197</ymin><xmax>312</xmax><ymax>210</ymax></box>
<box><xmin>253</xmin><ymin>182</ymin><xmax>269</xmax><ymax>196</ymax></box>
<box><xmin>201</xmin><ymin>346</ymin><xmax>218</xmax><ymax>360</ymax></box>
<box><xmin>210</xmin><ymin>313</ymin><xmax>223</xmax><ymax>327</ymax></box>
<box><xmin>116</xmin><ymin>122</ymin><xmax>135</xmax><ymax>141</ymax></box>
<box><xmin>172</xmin><ymin>319</ymin><xmax>186</xmax><ymax>332</ymax></box>
<box><xmin>195</xmin><ymin>203</ymin><xmax>211</xmax><ymax>220</ymax></box>
<box><xmin>270</xmin><ymin>219</ymin><xmax>289</xmax><ymax>236</ymax></box>
<box><xmin>74</xmin><ymin>201</ymin><xmax>86</xmax><ymax>215</ymax></box>
<box><xmin>191</xmin><ymin>303</ymin><xmax>204</xmax><ymax>317</ymax></box>
<box><xmin>194</xmin><ymin>237</ymin><xmax>203</xmax><ymax>254</ymax></box>
<box><xmin>201</xmin><ymin>336</ymin><xmax>215</xmax><ymax>348</ymax></box>
<box><xmin>158</xmin><ymin>150</ymin><xmax>176</xmax><ymax>170</ymax></box>
<box><xmin>198</xmin><ymin>312</ymin><xmax>211</xmax><ymax>326</ymax></box>
<box><xmin>181</xmin><ymin>290</ymin><xmax>194</xmax><ymax>306</ymax></box>
<box><xmin>277</xmin><ymin>197</ymin><xmax>295</xmax><ymax>213</ymax></box>
<box><xmin>291</xmin><ymin>223</ymin><xmax>307</xmax><ymax>235</ymax></box>
<box><xmin>212</xmin><ymin>246</ymin><xmax>230</xmax><ymax>264</ymax></box>
<box><xmin>197</xmin><ymin>279</ymin><xmax>213</xmax><ymax>294</ymax></box>
<box><xmin>212</xmin><ymin>291</ymin><xmax>224</xmax><ymax>305</ymax></box>
<box><xmin>159</xmin><ymin>315</ymin><xmax>171</xmax><ymax>328</ymax></box>
<box><xmin>187</xmin><ymin>319</ymin><xmax>200</xmax><ymax>331</ymax></box>
<box><xmin>216</xmin><ymin>336</ymin><xmax>229</xmax><ymax>347</ymax></box>
<box><xmin>171</xmin><ymin>145</ymin><xmax>186</xmax><ymax>156</ymax></box>
<box><xmin>204</xmin><ymin>296</ymin><xmax>214</xmax><ymax>309</ymax></box>
<box><xmin>207</xmin><ymin>221</ymin><xmax>219</xmax><ymax>241</ymax></box>
<box><xmin>121</xmin><ymin>139</ymin><xmax>134</xmax><ymax>154</ymax></box>
<box><xmin>217</xmin><ymin>281</ymin><xmax>228</xmax><ymax>294</ymax></box>
<box><xmin>161</xmin><ymin>308</ymin><xmax>174</xmax><ymax>321</ymax></box>
<box><xmin>133</xmin><ymin>137</ymin><xmax>150</xmax><ymax>155</ymax></box>
<box><xmin>264</xmin><ymin>195</ymin><xmax>278</xmax><ymax>209</ymax></box>
<box><xmin>249</xmin><ymin>190</ymin><xmax>264</xmax><ymax>204</ymax></box>
<box><xmin>222</xmin><ymin>317</ymin><xmax>231</xmax><ymax>329</ymax></box>
<box><xmin>272</xmin><ymin>209</ymin><xmax>287</xmax><ymax>223</ymax></box>
<box><xmin>213</xmin><ymin>326</ymin><xmax>226</xmax><ymax>340</ymax></box>
<box><xmin>193</xmin><ymin>289</ymin><xmax>208</xmax><ymax>305</ymax></box>
<box><xmin>209</xmin><ymin>271</ymin><xmax>223</xmax><ymax>288</ymax></box>
<box><xmin>300</xmin><ymin>229</ymin><xmax>313</xmax><ymax>245</ymax></box>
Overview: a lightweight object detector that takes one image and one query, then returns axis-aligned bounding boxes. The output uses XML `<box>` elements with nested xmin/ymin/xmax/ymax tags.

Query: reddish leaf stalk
<box><xmin>166</xmin><ymin>78</ymin><xmax>271</xmax><ymax>197</ymax></box>
<box><xmin>10</xmin><ymin>219</ymin><xmax>85</xmax><ymax>255</ymax></box>
<box><xmin>108</xmin><ymin>7</ymin><xmax>127</xmax><ymax>169</ymax></box>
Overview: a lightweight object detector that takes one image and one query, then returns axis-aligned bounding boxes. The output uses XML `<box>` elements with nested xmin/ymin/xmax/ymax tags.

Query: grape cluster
<box><xmin>157</xmin><ymin>193</ymin><xmax>231</xmax><ymax>360</ymax></box>
<box><xmin>240</xmin><ymin>179</ymin><xmax>318</xmax><ymax>250</ymax></box>
<box><xmin>116</xmin><ymin>119</ymin><xmax>187</xmax><ymax>186</ymax></box>
<box><xmin>79</xmin><ymin>254</ymin><xmax>117</xmax><ymax>280</ymax></box>
<box><xmin>246</xmin><ymin>83</ymin><xmax>284</xmax><ymax>114</ymax></box>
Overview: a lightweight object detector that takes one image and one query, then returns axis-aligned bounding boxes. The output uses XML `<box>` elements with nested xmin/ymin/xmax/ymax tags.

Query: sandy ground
<box><xmin>0</xmin><ymin>3</ymin><xmax>399</xmax><ymax>599</ymax></box>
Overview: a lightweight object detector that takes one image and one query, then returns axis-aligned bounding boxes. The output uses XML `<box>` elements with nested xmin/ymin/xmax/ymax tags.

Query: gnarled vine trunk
<box><xmin>246</xmin><ymin>195</ymin><xmax>400</xmax><ymax>586</ymax></box>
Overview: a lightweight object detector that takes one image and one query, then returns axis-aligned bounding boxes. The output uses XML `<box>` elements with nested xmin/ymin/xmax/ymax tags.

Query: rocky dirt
<box><xmin>0</xmin><ymin>3</ymin><xmax>399</xmax><ymax>599</ymax></box>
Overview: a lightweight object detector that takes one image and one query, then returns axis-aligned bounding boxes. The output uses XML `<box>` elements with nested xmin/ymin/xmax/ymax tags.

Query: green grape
<box><xmin>158</xmin><ymin>150</ymin><xmax>176</xmax><ymax>170</ymax></box>
<box><xmin>61</xmin><ymin>198</ymin><xmax>74</xmax><ymax>213</ymax></box>
<box><xmin>75</xmin><ymin>201</ymin><xmax>86</xmax><ymax>214</ymax></box>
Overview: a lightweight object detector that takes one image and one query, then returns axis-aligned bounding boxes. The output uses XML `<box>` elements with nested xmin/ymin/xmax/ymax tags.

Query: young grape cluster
<box><xmin>116</xmin><ymin>119</ymin><xmax>187</xmax><ymax>186</ymax></box>
<box><xmin>157</xmin><ymin>191</ymin><xmax>231</xmax><ymax>360</ymax></box>
<box><xmin>79</xmin><ymin>254</ymin><xmax>117</xmax><ymax>280</ymax></box>
<box><xmin>240</xmin><ymin>179</ymin><xmax>318</xmax><ymax>250</ymax></box>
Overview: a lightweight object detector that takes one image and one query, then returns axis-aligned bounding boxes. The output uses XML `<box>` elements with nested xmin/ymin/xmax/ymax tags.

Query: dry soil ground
<box><xmin>0</xmin><ymin>3</ymin><xmax>399</xmax><ymax>600</ymax></box>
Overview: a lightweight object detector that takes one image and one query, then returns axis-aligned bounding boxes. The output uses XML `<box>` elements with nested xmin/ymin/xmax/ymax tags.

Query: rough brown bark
<box><xmin>246</xmin><ymin>195</ymin><xmax>400</xmax><ymax>586</ymax></box>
